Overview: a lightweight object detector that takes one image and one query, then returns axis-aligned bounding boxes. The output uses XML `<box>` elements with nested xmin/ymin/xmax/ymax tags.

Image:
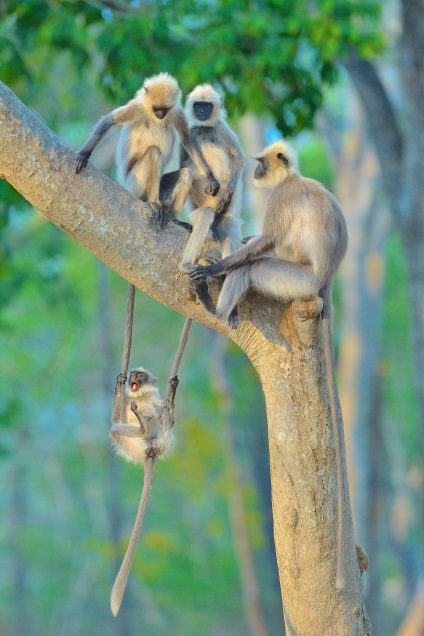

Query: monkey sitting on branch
<box><xmin>75</xmin><ymin>73</ymin><xmax>220</xmax><ymax>228</ymax></box>
<box><xmin>179</xmin><ymin>84</ymin><xmax>244</xmax><ymax>272</ymax></box>
<box><xmin>190</xmin><ymin>139</ymin><xmax>349</xmax><ymax>590</ymax></box>
<box><xmin>109</xmin><ymin>366</ymin><xmax>177</xmax><ymax>616</ymax></box>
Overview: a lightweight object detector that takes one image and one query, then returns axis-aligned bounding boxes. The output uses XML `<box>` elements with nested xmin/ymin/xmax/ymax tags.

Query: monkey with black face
<box><xmin>190</xmin><ymin>140</ymin><xmax>349</xmax><ymax>589</ymax></box>
<box><xmin>109</xmin><ymin>367</ymin><xmax>172</xmax><ymax>616</ymax></box>
<box><xmin>179</xmin><ymin>84</ymin><xmax>244</xmax><ymax>272</ymax></box>
<box><xmin>75</xmin><ymin>73</ymin><xmax>219</xmax><ymax>228</ymax></box>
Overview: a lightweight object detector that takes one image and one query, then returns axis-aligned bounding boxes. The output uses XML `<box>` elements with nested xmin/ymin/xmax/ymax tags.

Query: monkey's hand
<box><xmin>130</xmin><ymin>401</ymin><xmax>152</xmax><ymax>426</ymax></box>
<box><xmin>116</xmin><ymin>372</ymin><xmax>127</xmax><ymax>385</ymax></box>
<box><xmin>75</xmin><ymin>151</ymin><xmax>91</xmax><ymax>174</ymax></box>
<box><xmin>205</xmin><ymin>172</ymin><xmax>220</xmax><ymax>197</ymax></box>
<box><xmin>215</xmin><ymin>190</ymin><xmax>233</xmax><ymax>216</ymax></box>
<box><xmin>189</xmin><ymin>262</ymin><xmax>223</xmax><ymax>280</ymax></box>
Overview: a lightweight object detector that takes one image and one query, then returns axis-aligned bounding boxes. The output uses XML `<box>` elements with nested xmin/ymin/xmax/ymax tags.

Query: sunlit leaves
<box><xmin>0</xmin><ymin>0</ymin><xmax>384</xmax><ymax>134</ymax></box>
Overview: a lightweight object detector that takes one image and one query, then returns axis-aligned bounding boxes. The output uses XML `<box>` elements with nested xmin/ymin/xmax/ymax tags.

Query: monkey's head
<box><xmin>138</xmin><ymin>73</ymin><xmax>181</xmax><ymax>121</ymax></box>
<box><xmin>127</xmin><ymin>367</ymin><xmax>157</xmax><ymax>398</ymax></box>
<box><xmin>253</xmin><ymin>140</ymin><xmax>299</xmax><ymax>188</ymax></box>
<box><xmin>186</xmin><ymin>84</ymin><xmax>225</xmax><ymax>126</ymax></box>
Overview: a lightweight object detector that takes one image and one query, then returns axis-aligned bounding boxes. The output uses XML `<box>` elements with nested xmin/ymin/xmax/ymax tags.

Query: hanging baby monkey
<box><xmin>109</xmin><ymin>286</ymin><xmax>192</xmax><ymax>615</ymax></box>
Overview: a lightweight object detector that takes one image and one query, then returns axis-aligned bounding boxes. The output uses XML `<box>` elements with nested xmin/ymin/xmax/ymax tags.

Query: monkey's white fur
<box><xmin>180</xmin><ymin>84</ymin><xmax>244</xmax><ymax>270</ymax></box>
<box><xmin>109</xmin><ymin>367</ymin><xmax>172</xmax><ymax>616</ymax></box>
<box><xmin>76</xmin><ymin>73</ymin><xmax>219</xmax><ymax>219</ymax></box>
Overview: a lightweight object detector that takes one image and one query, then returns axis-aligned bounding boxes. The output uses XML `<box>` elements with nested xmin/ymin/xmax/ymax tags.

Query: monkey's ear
<box><xmin>143</xmin><ymin>86</ymin><xmax>149</xmax><ymax>93</ymax></box>
<box><xmin>277</xmin><ymin>153</ymin><xmax>289</xmax><ymax>166</ymax></box>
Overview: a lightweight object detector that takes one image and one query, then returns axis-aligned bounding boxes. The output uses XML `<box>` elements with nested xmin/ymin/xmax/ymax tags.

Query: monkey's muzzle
<box><xmin>131</xmin><ymin>382</ymin><xmax>140</xmax><ymax>391</ymax></box>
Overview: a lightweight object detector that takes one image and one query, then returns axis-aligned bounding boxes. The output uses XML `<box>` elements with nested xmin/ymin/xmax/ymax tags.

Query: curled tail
<box><xmin>110</xmin><ymin>457</ymin><xmax>155</xmax><ymax>616</ymax></box>
<box><xmin>321</xmin><ymin>284</ymin><xmax>346</xmax><ymax>590</ymax></box>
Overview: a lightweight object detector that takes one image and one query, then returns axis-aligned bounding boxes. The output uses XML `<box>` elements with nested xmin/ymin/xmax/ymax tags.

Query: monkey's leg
<box><xmin>159</xmin><ymin>167</ymin><xmax>192</xmax><ymax>230</ymax></box>
<box><xmin>216</xmin><ymin>215</ymin><xmax>242</xmax><ymax>259</ymax></box>
<box><xmin>215</xmin><ymin>265</ymin><xmax>251</xmax><ymax>325</ymax></box>
<box><xmin>249</xmin><ymin>257</ymin><xmax>318</xmax><ymax>300</ymax></box>
<box><xmin>126</xmin><ymin>147</ymin><xmax>162</xmax><ymax>212</ymax></box>
<box><xmin>190</xmin><ymin>278</ymin><xmax>218</xmax><ymax>316</ymax></box>
<box><xmin>180</xmin><ymin>206</ymin><xmax>215</xmax><ymax>272</ymax></box>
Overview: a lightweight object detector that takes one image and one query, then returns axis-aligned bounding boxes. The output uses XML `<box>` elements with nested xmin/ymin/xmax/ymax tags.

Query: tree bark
<box><xmin>0</xmin><ymin>81</ymin><xmax>370</xmax><ymax>635</ymax></box>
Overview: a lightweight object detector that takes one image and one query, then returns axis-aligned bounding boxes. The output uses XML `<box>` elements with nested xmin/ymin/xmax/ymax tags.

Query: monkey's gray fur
<box><xmin>109</xmin><ymin>367</ymin><xmax>173</xmax><ymax>616</ymax></box>
<box><xmin>75</xmin><ymin>73</ymin><xmax>219</xmax><ymax>227</ymax></box>
<box><xmin>179</xmin><ymin>84</ymin><xmax>244</xmax><ymax>271</ymax></box>
<box><xmin>190</xmin><ymin>139</ymin><xmax>349</xmax><ymax>589</ymax></box>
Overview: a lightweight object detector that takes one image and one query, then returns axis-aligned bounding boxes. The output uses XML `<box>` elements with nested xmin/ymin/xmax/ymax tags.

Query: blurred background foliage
<box><xmin>0</xmin><ymin>1</ymin><xmax>422</xmax><ymax>635</ymax></box>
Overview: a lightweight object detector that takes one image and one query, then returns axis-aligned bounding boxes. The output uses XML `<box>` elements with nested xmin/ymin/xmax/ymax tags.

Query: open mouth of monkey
<box><xmin>131</xmin><ymin>381</ymin><xmax>140</xmax><ymax>391</ymax></box>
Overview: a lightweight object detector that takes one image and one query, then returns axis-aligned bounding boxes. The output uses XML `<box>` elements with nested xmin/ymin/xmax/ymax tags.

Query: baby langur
<box><xmin>75</xmin><ymin>73</ymin><xmax>219</xmax><ymax>228</ymax></box>
<box><xmin>109</xmin><ymin>367</ymin><xmax>172</xmax><ymax>616</ymax></box>
<box><xmin>190</xmin><ymin>140</ymin><xmax>349</xmax><ymax>589</ymax></box>
<box><xmin>179</xmin><ymin>84</ymin><xmax>244</xmax><ymax>272</ymax></box>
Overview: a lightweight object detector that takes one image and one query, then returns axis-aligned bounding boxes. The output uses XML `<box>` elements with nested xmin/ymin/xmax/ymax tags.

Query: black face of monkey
<box><xmin>129</xmin><ymin>369</ymin><xmax>153</xmax><ymax>392</ymax></box>
<box><xmin>254</xmin><ymin>157</ymin><xmax>268</xmax><ymax>180</ymax></box>
<box><xmin>193</xmin><ymin>101</ymin><xmax>214</xmax><ymax>121</ymax></box>
<box><xmin>153</xmin><ymin>106</ymin><xmax>170</xmax><ymax>120</ymax></box>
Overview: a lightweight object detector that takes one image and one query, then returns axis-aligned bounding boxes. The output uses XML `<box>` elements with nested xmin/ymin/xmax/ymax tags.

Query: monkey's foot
<box><xmin>189</xmin><ymin>262</ymin><xmax>222</xmax><ymax>280</ymax></box>
<box><xmin>189</xmin><ymin>278</ymin><xmax>218</xmax><ymax>316</ymax></box>
<box><xmin>227</xmin><ymin>307</ymin><xmax>239</xmax><ymax>329</ymax></box>
<box><xmin>205</xmin><ymin>172</ymin><xmax>220</xmax><ymax>197</ymax></box>
<box><xmin>150</xmin><ymin>202</ymin><xmax>168</xmax><ymax>230</ymax></box>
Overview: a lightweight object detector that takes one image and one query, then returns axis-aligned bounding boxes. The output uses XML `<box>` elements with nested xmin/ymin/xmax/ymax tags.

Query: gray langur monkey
<box><xmin>75</xmin><ymin>73</ymin><xmax>220</xmax><ymax>228</ymax></box>
<box><xmin>179</xmin><ymin>84</ymin><xmax>244</xmax><ymax>272</ymax></box>
<box><xmin>109</xmin><ymin>367</ymin><xmax>173</xmax><ymax>616</ymax></box>
<box><xmin>190</xmin><ymin>139</ymin><xmax>349</xmax><ymax>590</ymax></box>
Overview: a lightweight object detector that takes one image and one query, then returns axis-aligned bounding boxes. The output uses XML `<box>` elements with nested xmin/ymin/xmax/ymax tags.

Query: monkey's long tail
<box><xmin>110</xmin><ymin>457</ymin><xmax>155</xmax><ymax>616</ymax></box>
<box><xmin>321</xmin><ymin>284</ymin><xmax>346</xmax><ymax>590</ymax></box>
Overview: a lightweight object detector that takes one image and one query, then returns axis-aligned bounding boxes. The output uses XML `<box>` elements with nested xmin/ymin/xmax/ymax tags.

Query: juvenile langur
<box><xmin>109</xmin><ymin>367</ymin><xmax>172</xmax><ymax>616</ymax></box>
<box><xmin>190</xmin><ymin>140</ymin><xmax>349</xmax><ymax>589</ymax></box>
<box><xmin>179</xmin><ymin>84</ymin><xmax>244</xmax><ymax>272</ymax></box>
<box><xmin>75</xmin><ymin>73</ymin><xmax>220</xmax><ymax>227</ymax></box>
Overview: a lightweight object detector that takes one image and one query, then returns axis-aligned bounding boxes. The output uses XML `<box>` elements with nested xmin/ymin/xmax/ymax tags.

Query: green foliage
<box><xmin>1</xmin><ymin>0</ymin><xmax>384</xmax><ymax>134</ymax></box>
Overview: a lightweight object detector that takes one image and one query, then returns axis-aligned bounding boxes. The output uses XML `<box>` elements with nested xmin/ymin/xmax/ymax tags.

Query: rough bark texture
<box><xmin>0</xmin><ymin>81</ymin><xmax>370</xmax><ymax>635</ymax></box>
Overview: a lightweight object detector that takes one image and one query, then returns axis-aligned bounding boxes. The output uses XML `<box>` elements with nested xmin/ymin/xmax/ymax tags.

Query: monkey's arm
<box><xmin>190</xmin><ymin>234</ymin><xmax>275</xmax><ymax>279</ymax></box>
<box><xmin>112</xmin><ymin>373</ymin><xmax>128</xmax><ymax>424</ymax></box>
<box><xmin>75</xmin><ymin>100</ymin><xmax>141</xmax><ymax>174</ymax></box>
<box><xmin>173</xmin><ymin>107</ymin><xmax>220</xmax><ymax>197</ymax></box>
<box><xmin>216</xmin><ymin>132</ymin><xmax>244</xmax><ymax>218</ymax></box>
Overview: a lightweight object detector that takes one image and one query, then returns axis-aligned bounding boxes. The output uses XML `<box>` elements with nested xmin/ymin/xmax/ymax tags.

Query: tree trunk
<box><xmin>0</xmin><ymin>81</ymin><xmax>371</xmax><ymax>635</ymax></box>
<box><xmin>213</xmin><ymin>335</ymin><xmax>269</xmax><ymax>636</ymax></box>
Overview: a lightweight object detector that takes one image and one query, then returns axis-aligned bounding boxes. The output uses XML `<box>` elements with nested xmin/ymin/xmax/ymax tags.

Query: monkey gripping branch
<box><xmin>0</xmin><ymin>81</ymin><xmax>372</xmax><ymax>636</ymax></box>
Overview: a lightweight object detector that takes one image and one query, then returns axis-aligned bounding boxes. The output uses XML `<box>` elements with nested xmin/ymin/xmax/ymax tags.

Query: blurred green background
<box><xmin>0</xmin><ymin>1</ymin><xmax>422</xmax><ymax>635</ymax></box>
